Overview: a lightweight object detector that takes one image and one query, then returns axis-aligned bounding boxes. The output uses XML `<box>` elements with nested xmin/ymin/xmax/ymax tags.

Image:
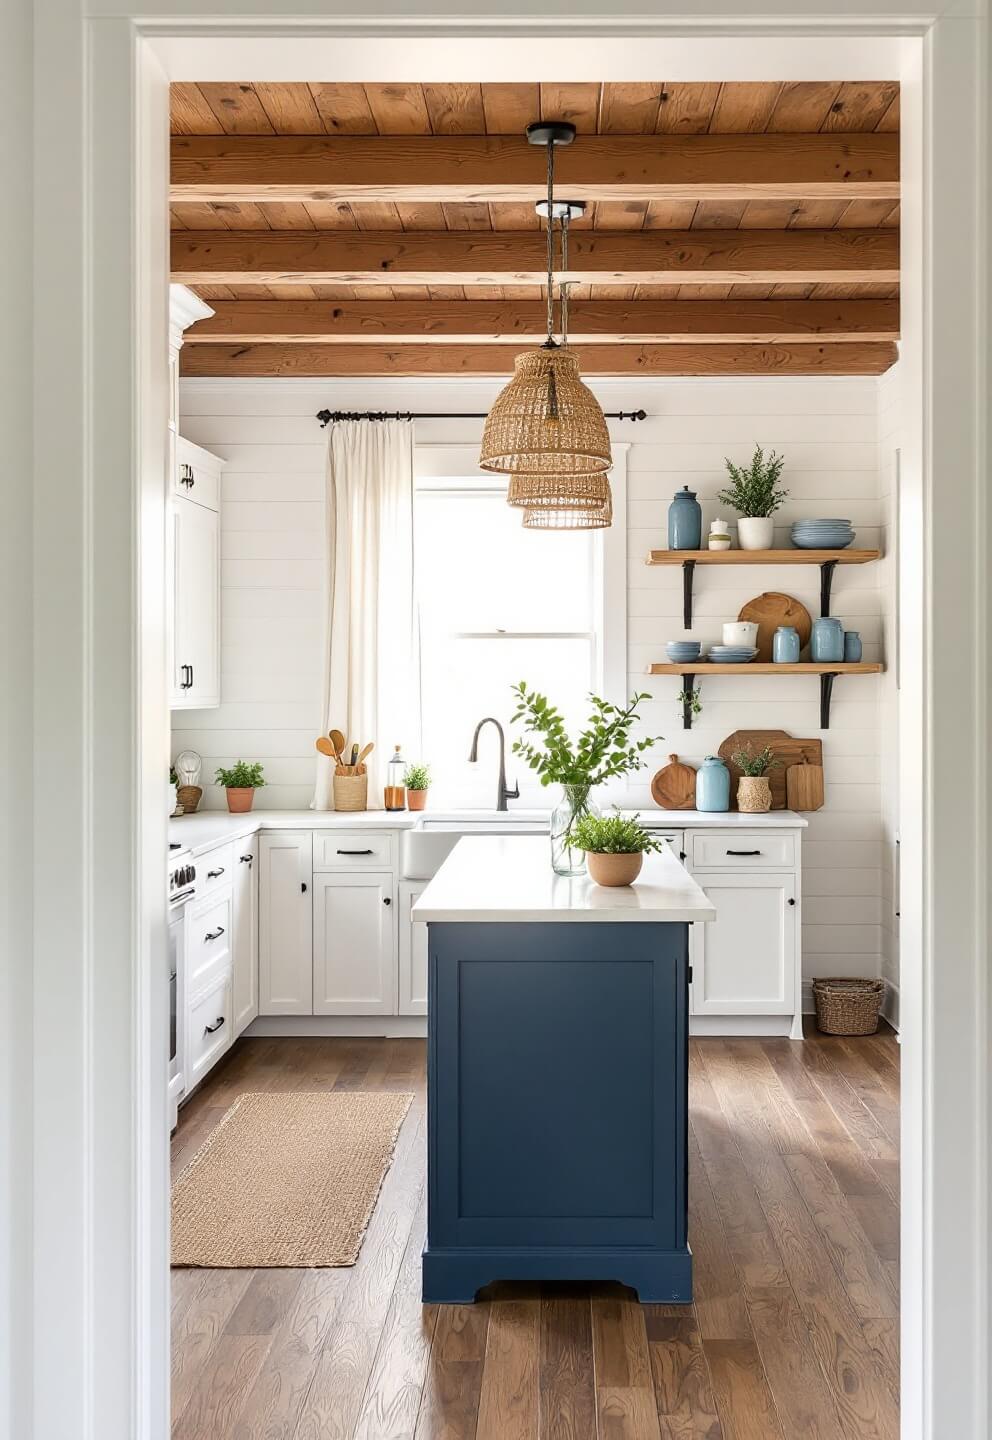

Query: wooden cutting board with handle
<box><xmin>651</xmin><ymin>754</ymin><xmax>697</xmax><ymax>810</ymax></box>
<box><xmin>738</xmin><ymin>592</ymin><xmax>812</xmax><ymax>661</ymax></box>
<box><xmin>786</xmin><ymin>762</ymin><xmax>825</xmax><ymax>812</ymax></box>
<box><xmin>718</xmin><ymin>730</ymin><xmax>823</xmax><ymax>810</ymax></box>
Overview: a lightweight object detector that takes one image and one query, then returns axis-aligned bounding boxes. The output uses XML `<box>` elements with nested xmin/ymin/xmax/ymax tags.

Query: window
<box><xmin>413</xmin><ymin>448</ymin><xmax>626</xmax><ymax>810</ymax></box>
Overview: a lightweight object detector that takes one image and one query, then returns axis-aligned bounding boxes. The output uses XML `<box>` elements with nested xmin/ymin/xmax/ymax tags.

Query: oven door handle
<box><xmin>170</xmin><ymin>886</ymin><xmax>196</xmax><ymax>905</ymax></box>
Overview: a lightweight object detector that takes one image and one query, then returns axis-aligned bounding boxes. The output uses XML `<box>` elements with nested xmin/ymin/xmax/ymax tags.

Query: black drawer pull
<box><xmin>240</xmin><ymin>854</ymin><xmax>253</xmax><ymax>864</ymax></box>
<box><xmin>204</xmin><ymin>926</ymin><xmax>225</xmax><ymax>941</ymax></box>
<box><xmin>204</xmin><ymin>1016</ymin><xmax>225</xmax><ymax>1034</ymax></box>
<box><xmin>726</xmin><ymin>849</ymin><xmax>762</xmax><ymax>856</ymax></box>
<box><xmin>337</xmin><ymin>848</ymin><xmax>374</xmax><ymax>855</ymax></box>
<box><xmin>207</xmin><ymin>867</ymin><xmax>225</xmax><ymax>878</ymax></box>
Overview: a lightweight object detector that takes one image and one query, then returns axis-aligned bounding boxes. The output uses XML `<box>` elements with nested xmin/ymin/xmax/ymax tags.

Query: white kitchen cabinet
<box><xmin>313</xmin><ymin>872</ymin><xmax>396</xmax><ymax>1015</ymax></box>
<box><xmin>169</xmin><ymin>492</ymin><xmax>220</xmax><ymax>709</ymax></box>
<box><xmin>688</xmin><ymin>871</ymin><xmax>797</xmax><ymax>1018</ymax></box>
<box><xmin>233</xmin><ymin>837</ymin><xmax>258</xmax><ymax>1035</ymax></box>
<box><xmin>259</xmin><ymin>831</ymin><xmax>314</xmax><ymax>1015</ymax></box>
<box><xmin>399</xmin><ymin>881</ymin><xmax>428</xmax><ymax>1016</ymax></box>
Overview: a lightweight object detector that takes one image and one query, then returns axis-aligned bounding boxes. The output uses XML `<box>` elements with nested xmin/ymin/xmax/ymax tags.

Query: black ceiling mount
<box><xmin>526</xmin><ymin>121</ymin><xmax>577</xmax><ymax>148</ymax></box>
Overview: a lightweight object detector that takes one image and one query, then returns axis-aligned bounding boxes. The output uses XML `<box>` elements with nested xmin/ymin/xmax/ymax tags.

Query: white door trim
<box><xmin>9</xmin><ymin>8</ymin><xmax>988</xmax><ymax>1440</ymax></box>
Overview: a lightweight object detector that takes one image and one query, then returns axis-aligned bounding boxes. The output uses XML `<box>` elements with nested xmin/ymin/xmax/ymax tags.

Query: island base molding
<box><xmin>690</xmin><ymin>1014</ymin><xmax>802</xmax><ymax>1038</ymax></box>
<box><xmin>422</xmin><ymin>1246</ymin><xmax>692</xmax><ymax>1306</ymax></box>
<box><xmin>245</xmin><ymin>1016</ymin><xmax>428</xmax><ymax>1038</ymax></box>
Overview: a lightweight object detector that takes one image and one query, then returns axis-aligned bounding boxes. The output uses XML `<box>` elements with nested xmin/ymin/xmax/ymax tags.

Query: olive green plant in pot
<box><xmin>730</xmin><ymin>744</ymin><xmax>781</xmax><ymax>813</ymax></box>
<box><xmin>403</xmin><ymin>763</ymin><xmax>431</xmax><ymax>812</ymax></box>
<box><xmin>717</xmin><ymin>445</ymin><xmax>789</xmax><ymax>550</ymax></box>
<box><xmin>215</xmin><ymin>760</ymin><xmax>266</xmax><ymax>814</ymax></box>
<box><xmin>569</xmin><ymin>811</ymin><xmax>662</xmax><ymax>887</ymax></box>
<box><xmin>510</xmin><ymin>683</ymin><xmax>660</xmax><ymax>876</ymax></box>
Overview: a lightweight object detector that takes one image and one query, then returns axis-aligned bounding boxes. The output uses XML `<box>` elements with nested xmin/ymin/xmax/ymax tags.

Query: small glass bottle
<box><xmin>384</xmin><ymin>745</ymin><xmax>406</xmax><ymax>811</ymax></box>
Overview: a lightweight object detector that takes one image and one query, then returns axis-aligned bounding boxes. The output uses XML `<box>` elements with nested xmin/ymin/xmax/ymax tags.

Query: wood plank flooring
<box><xmin>171</xmin><ymin>1027</ymin><xmax>900</xmax><ymax>1439</ymax></box>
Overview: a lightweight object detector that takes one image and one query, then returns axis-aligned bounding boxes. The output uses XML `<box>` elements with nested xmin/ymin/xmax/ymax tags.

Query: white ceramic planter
<box><xmin>737</xmin><ymin>516</ymin><xmax>775</xmax><ymax>550</ymax></box>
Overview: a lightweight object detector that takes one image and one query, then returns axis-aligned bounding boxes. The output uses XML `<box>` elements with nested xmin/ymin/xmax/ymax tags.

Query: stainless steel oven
<box><xmin>168</xmin><ymin>848</ymin><xmax>196</xmax><ymax>1129</ymax></box>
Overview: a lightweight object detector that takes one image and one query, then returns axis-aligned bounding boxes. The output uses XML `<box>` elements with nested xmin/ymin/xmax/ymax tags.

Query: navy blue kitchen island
<box><xmin>412</xmin><ymin>835</ymin><xmax>716</xmax><ymax>1305</ymax></box>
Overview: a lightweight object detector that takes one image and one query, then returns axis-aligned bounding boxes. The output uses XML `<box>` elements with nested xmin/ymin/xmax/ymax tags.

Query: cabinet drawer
<box><xmin>197</xmin><ymin>843</ymin><xmax>234</xmax><ymax>896</ymax></box>
<box><xmin>313</xmin><ymin>831</ymin><xmax>396</xmax><ymax>871</ymax></box>
<box><xmin>689</xmin><ymin>831</ymin><xmax>796</xmax><ymax>870</ymax></box>
<box><xmin>174</xmin><ymin>437</ymin><xmax>221</xmax><ymax>510</ymax></box>
<box><xmin>187</xmin><ymin>969</ymin><xmax>234</xmax><ymax>1085</ymax></box>
<box><xmin>187</xmin><ymin>892</ymin><xmax>232</xmax><ymax>987</ymax></box>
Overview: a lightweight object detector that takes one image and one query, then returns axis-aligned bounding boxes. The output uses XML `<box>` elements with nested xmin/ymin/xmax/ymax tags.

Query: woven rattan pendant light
<box><xmin>480</xmin><ymin>122</ymin><xmax>612</xmax><ymax>497</ymax></box>
<box><xmin>522</xmin><ymin>482</ymin><xmax>614</xmax><ymax>531</ymax></box>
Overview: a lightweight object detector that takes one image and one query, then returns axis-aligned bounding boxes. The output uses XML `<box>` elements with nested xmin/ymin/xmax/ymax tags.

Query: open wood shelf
<box><xmin>646</xmin><ymin>662</ymin><xmax>883</xmax><ymax>730</ymax></box>
<box><xmin>645</xmin><ymin>548</ymin><xmax>881</xmax><ymax>628</ymax></box>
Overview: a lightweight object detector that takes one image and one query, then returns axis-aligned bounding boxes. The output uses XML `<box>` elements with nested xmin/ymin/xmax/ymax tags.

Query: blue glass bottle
<box><xmin>668</xmin><ymin>486</ymin><xmax>702</xmax><ymax>550</ymax></box>
<box><xmin>772</xmin><ymin>625</ymin><xmax>801</xmax><ymax>664</ymax></box>
<box><xmin>696</xmin><ymin>756</ymin><xmax>730</xmax><ymax>812</ymax></box>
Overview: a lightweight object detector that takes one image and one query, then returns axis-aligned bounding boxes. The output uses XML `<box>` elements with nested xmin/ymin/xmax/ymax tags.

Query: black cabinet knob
<box><xmin>301</xmin><ymin>882</ymin><xmax>308</xmax><ymax>893</ymax></box>
<box><xmin>383</xmin><ymin>897</ymin><xmax>391</xmax><ymax>906</ymax></box>
<box><xmin>788</xmin><ymin>897</ymin><xmax>796</xmax><ymax>906</ymax></box>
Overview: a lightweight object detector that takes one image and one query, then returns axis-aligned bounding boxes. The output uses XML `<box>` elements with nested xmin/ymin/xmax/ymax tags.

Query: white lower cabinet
<box><xmin>313</xmin><ymin>872</ymin><xmax>396</xmax><ymax>1015</ymax></box>
<box><xmin>399</xmin><ymin>881</ymin><xmax>428</xmax><ymax>1016</ymax></box>
<box><xmin>233</xmin><ymin>836</ymin><xmax>258</xmax><ymax>1034</ymax></box>
<box><xmin>259</xmin><ymin>831</ymin><xmax>314</xmax><ymax>1015</ymax></box>
<box><xmin>688</xmin><ymin>870</ymin><xmax>797</xmax><ymax>1017</ymax></box>
<box><xmin>187</xmin><ymin>968</ymin><xmax>234</xmax><ymax>1087</ymax></box>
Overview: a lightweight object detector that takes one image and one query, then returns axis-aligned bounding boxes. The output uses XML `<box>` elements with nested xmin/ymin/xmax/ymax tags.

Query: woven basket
<box><xmin>176</xmin><ymin>784</ymin><xmax>202</xmax><ymax>814</ymax></box>
<box><xmin>480</xmin><ymin>348</ymin><xmax>612</xmax><ymax>480</ymax></box>
<box><xmin>333</xmin><ymin>773</ymin><xmax>368</xmax><ymax>813</ymax></box>
<box><xmin>813</xmin><ymin>977</ymin><xmax>884</xmax><ymax>1035</ymax></box>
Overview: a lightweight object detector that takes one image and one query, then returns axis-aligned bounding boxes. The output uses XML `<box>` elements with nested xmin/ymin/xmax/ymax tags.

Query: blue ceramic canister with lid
<box><xmin>810</xmin><ymin>616</ymin><xmax>844</xmax><ymax>662</ymax></box>
<box><xmin>668</xmin><ymin>486</ymin><xmax>703</xmax><ymax>550</ymax></box>
<box><xmin>696</xmin><ymin>755</ymin><xmax>730</xmax><ymax>812</ymax></box>
<box><xmin>843</xmin><ymin>630</ymin><xmax>863</xmax><ymax>662</ymax></box>
<box><xmin>772</xmin><ymin>625</ymin><xmax>801</xmax><ymax>664</ymax></box>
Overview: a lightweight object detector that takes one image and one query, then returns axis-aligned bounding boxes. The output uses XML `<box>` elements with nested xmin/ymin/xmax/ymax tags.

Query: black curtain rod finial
<box><xmin>316</xmin><ymin>407</ymin><xmax>647</xmax><ymax>428</ymax></box>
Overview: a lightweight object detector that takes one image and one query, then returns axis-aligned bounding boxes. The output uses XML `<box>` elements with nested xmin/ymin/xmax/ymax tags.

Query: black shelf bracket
<box><xmin>680</xmin><ymin>673</ymin><xmax>696</xmax><ymax>730</ymax></box>
<box><xmin>819</xmin><ymin>672</ymin><xmax>839</xmax><ymax>729</ymax></box>
<box><xmin>820</xmin><ymin>559</ymin><xmax>839</xmax><ymax>617</ymax></box>
<box><xmin>682</xmin><ymin>560</ymin><xmax>696</xmax><ymax>630</ymax></box>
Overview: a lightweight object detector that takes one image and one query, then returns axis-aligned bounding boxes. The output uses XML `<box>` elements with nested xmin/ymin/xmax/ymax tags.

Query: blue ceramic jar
<box><xmin>668</xmin><ymin>486</ymin><xmax>702</xmax><ymax>550</ymax></box>
<box><xmin>696</xmin><ymin>755</ymin><xmax>730</xmax><ymax>812</ymax></box>
<box><xmin>772</xmin><ymin>625</ymin><xmax>801</xmax><ymax>664</ymax></box>
<box><xmin>844</xmin><ymin>630</ymin><xmax>863</xmax><ymax>662</ymax></box>
<box><xmin>810</xmin><ymin>616</ymin><xmax>844</xmax><ymax>663</ymax></box>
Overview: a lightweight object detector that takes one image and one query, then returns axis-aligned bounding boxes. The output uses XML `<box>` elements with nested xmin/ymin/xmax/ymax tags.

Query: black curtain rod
<box><xmin>316</xmin><ymin>408</ymin><xmax>647</xmax><ymax>428</ymax></box>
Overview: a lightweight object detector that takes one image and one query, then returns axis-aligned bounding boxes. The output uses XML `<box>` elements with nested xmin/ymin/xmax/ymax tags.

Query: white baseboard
<box><xmin>690</xmin><ymin>1015</ymin><xmax>798</xmax><ymax>1037</ymax></box>
<box><xmin>246</xmin><ymin>1015</ymin><xmax>428</xmax><ymax>1039</ymax></box>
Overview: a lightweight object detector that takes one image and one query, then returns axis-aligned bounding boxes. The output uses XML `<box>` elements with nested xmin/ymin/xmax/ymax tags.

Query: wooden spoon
<box><xmin>315</xmin><ymin>736</ymin><xmax>337</xmax><ymax>759</ymax></box>
<box><xmin>329</xmin><ymin>729</ymin><xmax>346</xmax><ymax>756</ymax></box>
<box><xmin>357</xmin><ymin>742</ymin><xmax>374</xmax><ymax>765</ymax></box>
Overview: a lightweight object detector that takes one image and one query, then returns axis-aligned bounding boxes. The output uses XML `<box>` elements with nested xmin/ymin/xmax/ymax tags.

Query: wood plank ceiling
<box><xmin>170</xmin><ymin>81</ymin><xmax>900</xmax><ymax>376</ymax></box>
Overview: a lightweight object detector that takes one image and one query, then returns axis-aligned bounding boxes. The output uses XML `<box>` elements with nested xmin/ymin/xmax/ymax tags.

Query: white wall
<box><xmin>877</xmin><ymin>361</ymin><xmax>903</xmax><ymax>1026</ymax></box>
<box><xmin>175</xmin><ymin>374</ymin><xmax>886</xmax><ymax>988</ymax></box>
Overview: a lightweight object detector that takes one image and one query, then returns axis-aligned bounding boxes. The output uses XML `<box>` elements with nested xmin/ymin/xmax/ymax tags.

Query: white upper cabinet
<box><xmin>233</xmin><ymin>836</ymin><xmax>259</xmax><ymax>1036</ymax></box>
<box><xmin>259</xmin><ymin>832</ymin><xmax>314</xmax><ymax>1016</ymax></box>
<box><xmin>313</xmin><ymin>872</ymin><xmax>396</xmax><ymax>1016</ymax></box>
<box><xmin>170</xmin><ymin>487</ymin><xmax>220</xmax><ymax>709</ymax></box>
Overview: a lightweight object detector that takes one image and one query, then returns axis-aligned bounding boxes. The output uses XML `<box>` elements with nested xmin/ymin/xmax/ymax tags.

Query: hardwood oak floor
<box><xmin>171</xmin><ymin>1027</ymin><xmax>900</xmax><ymax>1439</ymax></box>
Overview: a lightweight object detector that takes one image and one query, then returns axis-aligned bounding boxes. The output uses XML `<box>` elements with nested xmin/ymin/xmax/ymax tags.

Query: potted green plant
<box><xmin>510</xmin><ymin>683</ymin><xmax>660</xmax><ymax>876</ymax></box>
<box><xmin>214</xmin><ymin>760</ymin><xmax>266</xmax><ymax>814</ymax></box>
<box><xmin>717</xmin><ymin>445</ymin><xmax>789</xmax><ymax>550</ymax></box>
<box><xmin>168</xmin><ymin>766</ymin><xmax>179</xmax><ymax>816</ymax></box>
<box><xmin>403</xmin><ymin>762</ymin><xmax>431</xmax><ymax>812</ymax></box>
<box><xmin>729</xmin><ymin>744</ymin><xmax>781</xmax><ymax>813</ymax></box>
<box><xmin>569</xmin><ymin>811</ymin><xmax>662</xmax><ymax>887</ymax></box>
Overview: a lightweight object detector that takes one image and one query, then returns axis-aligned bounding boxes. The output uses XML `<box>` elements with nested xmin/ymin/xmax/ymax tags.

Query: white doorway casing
<box><xmin>3</xmin><ymin>6</ymin><xmax>989</xmax><ymax>1440</ymax></box>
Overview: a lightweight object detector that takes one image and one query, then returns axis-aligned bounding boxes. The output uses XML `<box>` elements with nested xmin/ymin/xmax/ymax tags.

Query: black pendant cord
<box><xmin>545</xmin><ymin>138</ymin><xmax>557</xmax><ymax>346</ymax></box>
<box><xmin>316</xmin><ymin>409</ymin><xmax>647</xmax><ymax>427</ymax></box>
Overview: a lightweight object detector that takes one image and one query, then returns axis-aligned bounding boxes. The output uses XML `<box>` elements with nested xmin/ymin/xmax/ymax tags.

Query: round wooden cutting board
<box><xmin>651</xmin><ymin>754</ymin><xmax>697</xmax><ymax>810</ymax></box>
<box><xmin>738</xmin><ymin>591</ymin><xmax>812</xmax><ymax>661</ymax></box>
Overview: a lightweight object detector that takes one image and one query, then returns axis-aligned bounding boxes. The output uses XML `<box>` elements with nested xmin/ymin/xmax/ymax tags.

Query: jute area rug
<box><xmin>171</xmin><ymin>1091</ymin><xmax>413</xmax><ymax>1268</ymax></box>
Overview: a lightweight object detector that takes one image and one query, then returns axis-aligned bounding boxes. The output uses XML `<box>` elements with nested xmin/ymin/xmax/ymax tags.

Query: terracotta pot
<box><xmin>225</xmin><ymin>787</ymin><xmax>255</xmax><ymax>814</ymax></box>
<box><xmin>586</xmin><ymin>851</ymin><xmax>644</xmax><ymax>887</ymax></box>
<box><xmin>406</xmin><ymin>789</ymin><xmax>428</xmax><ymax>812</ymax></box>
<box><xmin>737</xmin><ymin>776</ymin><xmax>772</xmax><ymax>813</ymax></box>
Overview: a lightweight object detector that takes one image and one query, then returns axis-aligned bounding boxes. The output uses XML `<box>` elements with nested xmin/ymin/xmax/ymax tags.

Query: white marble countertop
<box><xmin>412</xmin><ymin>836</ymin><xmax>717</xmax><ymax>925</ymax></box>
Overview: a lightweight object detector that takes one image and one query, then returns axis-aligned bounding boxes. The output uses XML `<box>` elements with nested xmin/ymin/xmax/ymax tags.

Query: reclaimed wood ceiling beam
<box><xmin>170</xmin><ymin>133</ymin><xmax>899</xmax><ymax>203</ymax></box>
<box><xmin>180</xmin><ymin>341</ymin><xmax>899</xmax><ymax>378</ymax></box>
<box><xmin>171</xmin><ymin>229</ymin><xmax>899</xmax><ymax>287</ymax></box>
<box><xmin>183</xmin><ymin>298</ymin><xmax>900</xmax><ymax>345</ymax></box>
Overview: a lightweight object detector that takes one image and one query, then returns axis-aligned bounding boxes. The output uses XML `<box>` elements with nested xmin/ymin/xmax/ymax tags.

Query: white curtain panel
<box><xmin>313</xmin><ymin>420</ymin><xmax>418</xmax><ymax>810</ymax></box>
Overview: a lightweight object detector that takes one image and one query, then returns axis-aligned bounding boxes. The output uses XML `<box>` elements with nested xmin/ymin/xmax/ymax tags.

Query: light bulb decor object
<box><xmin>480</xmin><ymin>121</ymin><xmax>612</xmax><ymax>499</ymax></box>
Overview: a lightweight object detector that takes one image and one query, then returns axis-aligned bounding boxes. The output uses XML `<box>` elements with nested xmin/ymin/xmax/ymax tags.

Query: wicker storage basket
<box><xmin>813</xmin><ymin>977</ymin><xmax>884</xmax><ymax>1036</ymax></box>
<box><xmin>333</xmin><ymin>773</ymin><xmax>368</xmax><ymax>813</ymax></box>
<box><xmin>176</xmin><ymin>784</ymin><xmax>202</xmax><ymax>814</ymax></box>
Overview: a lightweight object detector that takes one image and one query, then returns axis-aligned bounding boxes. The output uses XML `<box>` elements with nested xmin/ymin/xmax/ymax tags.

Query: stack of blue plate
<box><xmin>706</xmin><ymin>645</ymin><xmax>758</xmax><ymax>664</ymax></box>
<box><xmin>791</xmin><ymin>518</ymin><xmax>855</xmax><ymax>550</ymax></box>
<box><xmin>666</xmin><ymin>640</ymin><xmax>701</xmax><ymax>662</ymax></box>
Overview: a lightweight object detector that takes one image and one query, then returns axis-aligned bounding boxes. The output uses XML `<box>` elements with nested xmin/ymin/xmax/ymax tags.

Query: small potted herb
<box><xmin>403</xmin><ymin>763</ymin><xmax>431</xmax><ymax>812</ymax></box>
<box><xmin>214</xmin><ymin>760</ymin><xmax>266</xmax><ymax>814</ymax></box>
<box><xmin>168</xmin><ymin>766</ymin><xmax>179</xmax><ymax>816</ymax></box>
<box><xmin>569</xmin><ymin>811</ymin><xmax>662</xmax><ymax>888</ymax></box>
<box><xmin>729</xmin><ymin>744</ymin><xmax>781</xmax><ymax>813</ymax></box>
<box><xmin>717</xmin><ymin>445</ymin><xmax>789</xmax><ymax>550</ymax></box>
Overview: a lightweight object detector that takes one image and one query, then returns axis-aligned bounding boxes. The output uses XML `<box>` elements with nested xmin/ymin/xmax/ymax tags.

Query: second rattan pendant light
<box><xmin>480</xmin><ymin>121</ymin><xmax>612</xmax><ymax>510</ymax></box>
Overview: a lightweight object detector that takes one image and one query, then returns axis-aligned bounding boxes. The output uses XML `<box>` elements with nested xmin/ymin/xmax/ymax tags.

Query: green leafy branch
<box><xmin>509</xmin><ymin>683</ymin><xmax>660</xmax><ymax>788</ymax></box>
<box><xmin>717</xmin><ymin>445</ymin><xmax>789</xmax><ymax>519</ymax></box>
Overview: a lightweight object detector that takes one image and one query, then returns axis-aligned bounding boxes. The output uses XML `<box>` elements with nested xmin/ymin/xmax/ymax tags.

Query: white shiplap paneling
<box><xmin>174</xmin><ymin>375</ymin><xmax>886</xmax><ymax>983</ymax></box>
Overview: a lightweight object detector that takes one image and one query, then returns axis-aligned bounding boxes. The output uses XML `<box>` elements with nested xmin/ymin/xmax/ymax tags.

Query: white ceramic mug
<box><xmin>722</xmin><ymin>621</ymin><xmax>759</xmax><ymax>647</ymax></box>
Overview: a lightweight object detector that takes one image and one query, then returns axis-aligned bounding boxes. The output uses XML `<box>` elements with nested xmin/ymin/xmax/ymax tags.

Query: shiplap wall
<box><xmin>174</xmin><ymin>374</ymin><xmax>886</xmax><ymax>986</ymax></box>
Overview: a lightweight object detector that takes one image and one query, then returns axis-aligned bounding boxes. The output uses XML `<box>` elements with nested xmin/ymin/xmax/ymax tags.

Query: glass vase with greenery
<box><xmin>510</xmin><ymin>683</ymin><xmax>659</xmax><ymax>875</ymax></box>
